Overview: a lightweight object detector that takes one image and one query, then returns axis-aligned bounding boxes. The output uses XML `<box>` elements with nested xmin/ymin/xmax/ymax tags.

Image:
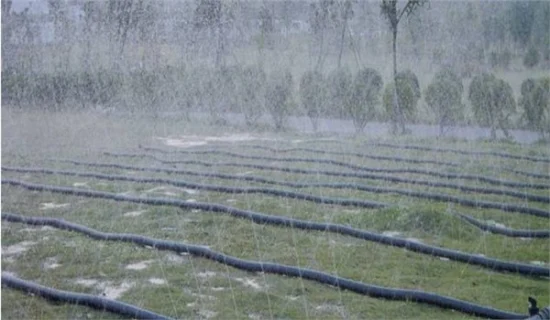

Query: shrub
<box><xmin>519</xmin><ymin>77</ymin><xmax>550</xmax><ymax>138</ymax></box>
<box><xmin>489</xmin><ymin>50</ymin><xmax>512</xmax><ymax>70</ymax></box>
<box><xmin>327</xmin><ymin>68</ymin><xmax>352</xmax><ymax>119</ymax></box>
<box><xmin>299</xmin><ymin>70</ymin><xmax>326</xmax><ymax>131</ymax></box>
<box><xmin>239</xmin><ymin>65</ymin><xmax>267</xmax><ymax>127</ymax></box>
<box><xmin>469</xmin><ymin>73</ymin><xmax>516</xmax><ymax>139</ymax></box>
<box><xmin>383</xmin><ymin>70</ymin><xmax>420</xmax><ymax>133</ymax></box>
<box><xmin>424</xmin><ymin>69</ymin><xmax>464</xmax><ymax>135</ymax></box>
<box><xmin>348</xmin><ymin>68</ymin><xmax>383</xmax><ymax>133</ymax></box>
<box><xmin>524</xmin><ymin>46</ymin><xmax>540</xmax><ymax>68</ymax></box>
<box><xmin>265</xmin><ymin>70</ymin><xmax>294</xmax><ymax>131</ymax></box>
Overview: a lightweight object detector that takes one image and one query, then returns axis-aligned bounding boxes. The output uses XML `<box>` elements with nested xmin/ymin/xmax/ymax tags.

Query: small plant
<box><xmin>348</xmin><ymin>68</ymin><xmax>383</xmax><ymax>133</ymax></box>
<box><xmin>469</xmin><ymin>73</ymin><xmax>516</xmax><ymax>139</ymax></box>
<box><xmin>424</xmin><ymin>69</ymin><xmax>464</xmax><ymax>136</ymax></box>
<box><xmin>489</xmin><ymin>50</ymin><xmax>511</xmax><ymax>70</ymax></box>
<box><xmin>524</xmin><ymin>46</ymin><xmax>540</xmax><ymax>68</ymax></box>
<box><xmin>383</xmin><ymin>69</ymin><xmax>420</xmax><ymax>134</ymax></box>
<box><xmin>265</xmin><ymin>70</ymin><xmax>294</xmax><ymax>131</ymax></box>
<box><xmin>299</xmin><ymin>70</ymin><xmax>326</xmax><ymax>132</ymax></box>
<box><xmin>519</xmin><ymin>77</ymin><xmax>550</xmax><ymax>139</ymax></box>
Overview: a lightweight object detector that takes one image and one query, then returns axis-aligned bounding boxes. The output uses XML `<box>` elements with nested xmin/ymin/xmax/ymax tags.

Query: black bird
<box><xmin>529</xmin><ymin>297</ymin><xmax>540</xmax><ymax>316</ymax></box>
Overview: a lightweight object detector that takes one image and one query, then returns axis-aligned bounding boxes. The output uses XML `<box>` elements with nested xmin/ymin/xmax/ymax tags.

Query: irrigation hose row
<box><xmin>451</xmin><ymin>212</ymin><xmax>550</xmax><ymax>238</ymax></box>
<box><xmin>122</xmin><ymin>148</ymin><xmax>550</xmax><ymax>190</ymax></box>
<box><xmin>0</xmin><ymin>212</ymin><xmax>529</xmax><ymax>320</ymax></box>
<box><xmin>367</xmin><ymin>142</ymin><xmax>550</xmax><ymax>164</ymax></box>
<box><xmin>233</xmin><ymin>144</ymin><xmax>464</xmax><ymax>168</ymax></box>
<box><xmin>1</xmin><ymin>273</ymin><xmax>172</xmax><ymax>320</ymax></box>
<box><xmin>45</xmin><ymin>160</ymin><xmax>550</xmax><ymax>217</ymax></box>
<box><xmin>3</xmin><ymin>179</ymin><xmax>549</xmax><ymax>277</ymax></box>
<box><xmin>235</xmin><ymin>144</ymin><xmax>550</xmax><ymax>181</ymax></box>
<box><xmin>2</xmin><ymin>166</ymin><xmax>388</xmax><ymax>209</ymax></box>
<box><xmin>77</xmin><ymin>157</ymin><xmax>550</xmax><ymax>204</ymax></box>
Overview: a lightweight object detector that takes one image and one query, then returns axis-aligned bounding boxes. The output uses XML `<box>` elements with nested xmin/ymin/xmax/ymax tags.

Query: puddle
<box><xmin>531</xmin><ymin>261</ymin><xmax>547</xmax><ymax>266</ymax></box>
<box><xmin>197</xmin><ymin>271</ymin><xmax>217</xmax><ymax>279</ymax></box>
<box><xmin>126</xmin><ymin>260</ymin><xmax>155</xmax><ymax>270</ymax></box>
<box><xmin>103</xmin><ymin>281</ymin><xmax>134</xmax><ymax>299</ymax></box>
<box><xmin>186</xmin><ymin>199</ymin><xmax>197</xmax><ymax>203</ymax></box>
<box><xmin>156</xmin><ymin>134</ymin><xmax>277</xmax><ymax>149</ymax></box>
<box><xmin>233</xmin><ymin>277</ymin><xmax>264</xmax><ymax>291</ymax></box>
<box><xmin>210</xmin><ymin>287</ymin><xmax>225</xmax><ymax>292</ymax></box>
<box><xmin>75</xmin><ymin>278</ymin><xmax>99</xmax><ymax>287</ymax></box>
<box><xmin>40</xmin><ymin>203</ymin><xmax>69</xmax><ymax>210</ymax></box>
<box><xmin>382</xmin><ymin>231</ymin><xmax>402</xmax><ymax>237</ymax></box>
<box><xmin>123</xmin><ymin>210</ymin><xmax>147</xmax><ymax>217</ymax></box>
<box><xmin>73</xmin><ymin>182</ymin><xmax>88</xmax><ymax>187</ymax></box>
<box><xmin>406</xmin><ymin>237</ymin><xmax>423</xmax><ymax>243</ymax></box>
<box><xmin>226</xmin><ymin>199</ymin><xmax>237</xmax><ymax>203</ymax></box>
<box><xmin>486</xmin><ymin>220</ymin><xmax>507</xmax><ymax>229</ymax></box>
<box><xmin>19</xmin><ymin>226</ymin><xmax>55</xmax><ymax>232</ymax></box>
<box><xmin>164</xmin><ymin>253</ymin><xmax>189</xmax><ymax>264</ymax></box>
<box><xmin>197</xmin><ymin>310</ymin><xmax>218</xmax><ymax>319</ymax></box>
<box><xmin>42</xmin><ymin>257</ymin><xmax>61</xmax><ymax>270</ymax></box>
<box><xmin>148</xmin><ymin>278</ymin><xmax>167</xmax><ymax>285</ymax></box>
<box><xmin>2</xmin><ymin>241</ymin><xmax>38</xmax><ymax>255</ymax></box>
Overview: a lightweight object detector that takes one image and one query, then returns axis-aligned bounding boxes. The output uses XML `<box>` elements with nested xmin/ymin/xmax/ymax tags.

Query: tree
<box><xmin>424</xmin><ymin>69</ymin><xmax>464</xmax><ymax>136</ymax></box>
<box><xmin>348</xmin><ymin>68</ymin><xmax>383</xmax><ymax>133</ymax></box>
<box><xmin>380</xmin><ymin>0</ymin><xmax>427</xmax><ymax>134</ymax></box>
<box><xmin>335</xmin><ymin>0</ymin><xmax>354</xmax><ymax>68</ymax></box>
<box><xmin>383</xmin><ymin>70</ymin><xmax>420</xmax><ymax>132</ymax></box>
<box><xmin>193</xmin><ymin>0</ymin><xmax>233</xmax><ymax>67</ymax></box>
<box><xmin>309</xmin><ymin>0</ymin><xmax>335</xmax><ymax>70</ymax></box>
<box><xmin>469</xmin><ymin>73</ymin><xmax>516</xmax><ymax>140</ymax></box>
<box><xmin>300</xmin><ymin>70</ymin><xmax>327</xmax><ymax>131</ymax></box>
<box><xmin>106</xmin><ymin>0</ymin><xmax>146</xmax><ymax>58</ymax></box>
<box><xmin>266</xmin><ymin>70</ymin><xmax>294</xmax><ymax>131</ymax></box>
<box><xmin>327</xmin><ymin>68</ymin><xmax>352</xmax><ymax>118</ymax></box>
<box><xmin>238</xmin><ymin>66</ymin><xmax>267</xmax><ymax>127</ymax></box>
<box><xmin>519</xmin><ymin>78</ymin><xmax>550</xmax><ymax>139</ymax></box>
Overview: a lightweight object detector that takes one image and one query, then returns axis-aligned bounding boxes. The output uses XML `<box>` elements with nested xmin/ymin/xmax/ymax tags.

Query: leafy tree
<box><xmin>383</xmin><ymin>70</ymin><xmax>420</xmax><ymax>133</ymax></box>
<box><xmin>193</xmin><ymin>0</ymin><xmax>233</xmax><ymax>67</ymax></box>
<box><xmin>524</xmin><ymin>46</ymin><xmax>540</xmax><ymax>68</ymax></box>
<box><xmin>519</xmin><ymin>78</ymin><xmax>550</xmax><ymax>139</ymax></box>
<box><xmin>380</xmin><ymin>0</ymin><xmax>427</xmax><ymax>134</ymax></box>
<box><xmin>238</xmin><ymin>66</ymin><xmax>267</xmax><ymax>127</ymax></box>
<box><xmin>508</xmin><ymin>1</ymin><xmax>536</xmax><ymax>47</ymax></box>
<box><xmin>348</xmin><ymin>68</ymin><xmax>383</xmax><ymax>133</ymax></box>
<box><xmin>334</xmin><ymin>0</ymin><xmax>354</xmax><ymax>68</ymax></box>
<box><xmin>424</xmin><ymin>69</ymin><xmax>464</xmax><ymax>135</ymax></box>
<box><xmin>106</xmin><ymin>0</ymin><xmax>146</xmax><ymax>58</ymax></box>
<box><xmin>300</xmin><ymin>70</ymin><xmax>327</xmax><ymax>131</ymax></box>
<box><xmin>468</xmin><ymin>73</ymin><xmax>516</xmax><ymax>140</ymax></box>
<box><xmin>266</xmin><ymin>70</ymin><xmax>294</xmax><ymax>131</ymax></box>
<box><xmin>309</xmin><ymin>0</ymin><xmax>336</xmax><ymax>70</ymax></box>
<box><xmin>327</xmin><ymin>68</ymin><xmax>352</xmax><ymax>118</ymax></box>
<box><xmin>258</xmin><ymin>2</ymin><xmax>274</xmax><ymax>52</ymax></box>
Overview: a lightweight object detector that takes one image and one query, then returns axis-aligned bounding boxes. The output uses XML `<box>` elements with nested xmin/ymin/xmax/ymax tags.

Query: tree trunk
<box><xmin>337</xmin><ymin>11</ymin><xmax>348</xmax><ymax>68</ymax></box>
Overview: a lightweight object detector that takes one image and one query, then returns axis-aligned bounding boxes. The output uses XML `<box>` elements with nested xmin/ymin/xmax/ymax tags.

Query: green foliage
<box><xmin>265</xmin><ymin>70</ymin><xmax>294</xmax><ymax>131</ymax></box>
<box><xmin>383</xmin><ymin>69</ymin><xmax>420</xmax><ymax>127</ymax></box>
<box><xmin>489</xmin><ymin>50</ymin><xmax>511</xmax><ymax>70</ymax></box>
<box><xmin>299</xmin><ymin>70</ymin><xmax>327</xmax><ymax>131</ymax></box>
<box><xmin>523</xmin><ymin>46</ymin><xmax>540</xmax><ymax>68</ymax></box>
<box><xmin>327</xmin><ymin>68</ymin><xmax>352</xmax><ymax>118</ymax></box>
<box><xmin>424</xmin><ymin>69</ymin><xmax>464</xmax><ymax>135</ymax></box>
<box><xmin>348</xmin><ymin>68</ymin><xmax>383</xmax><ymax>133</ymax></box>
<box><xmin>519</xmin><ymin>77</ymin><xmax>550</xmax><ymax>137</ymax></box>
<box><xmin>238</xmin><ymin>65</ymin><xmax>267</xmax><ymax>127</ymax></box>
<box><xmin>468</xmin><ymin>73</ymin><xmax>516</xmax><ymax>139</ymax></box>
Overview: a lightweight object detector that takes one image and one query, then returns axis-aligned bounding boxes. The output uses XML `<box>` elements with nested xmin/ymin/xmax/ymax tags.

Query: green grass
<box><xmin>2</xmin><ymin>109</ymin><xmax>549</xmax><ymax>319</ymax></box>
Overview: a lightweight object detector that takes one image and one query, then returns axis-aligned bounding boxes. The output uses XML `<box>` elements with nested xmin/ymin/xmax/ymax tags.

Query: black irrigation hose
<box><xmin>1</xmin><ymin>273</ymin><xmax>172</xmax><ymax>320</ymax></box>
<box><xmin>0</xmin><ymin>212</ymin><xmax>529</xmax><ymax>320</ymax></box>
<box><xmin>526</xmin><ymin>307</ymin><xmax>550</xmax><ymax>320</ymax></box>
<box><xmin>1</xmin><ymin>166</ymin><xmax>388</xmax><ymax>209</ymax></box>
<box><xmin>83</xmin><ymin>156</ymin><xmax>550</xmax><ymax>205</ymax></box>
<box><xmin>11</xmin><ymin>164</ymin><xmax>550</xmax><ymax>218</ymax></box>
<box><xmin>3</xmin><ymin>179</ymin><xmax>549</xmax><ymax>278</ymax></box>
<box><xmin>236</xmin><ymin>144</ymin><xmax>550</xmax><ymax>181</ymax></box>
<box><xmin>368</xmin><ymin>142</ymin><xmax>550</xmax><ymax>164</ymax></box>
<box><xmin>103</xmin><ymin>152</ymin><xmax>550</xmax><ymax>192</ymax></box>
<box><xmin>217</xmin><ymin>144</ymin><xmax>462</xmax><ymax>168</ymax></box>
<box><xmin>452</xmin><ymin>212</ymin><xmax>550</xmax><ymax>238</ymax></box>
<box><xmin>130</xmin><ymin>148</ymin><xmax>550</xmax><ymax>190</ymax></box>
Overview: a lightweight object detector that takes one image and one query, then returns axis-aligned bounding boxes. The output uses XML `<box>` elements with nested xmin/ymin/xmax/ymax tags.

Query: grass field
<box><xmin>1</xmin><ymin>109</ymin><xmax>549</xmax><ymax>319</ymax></box>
